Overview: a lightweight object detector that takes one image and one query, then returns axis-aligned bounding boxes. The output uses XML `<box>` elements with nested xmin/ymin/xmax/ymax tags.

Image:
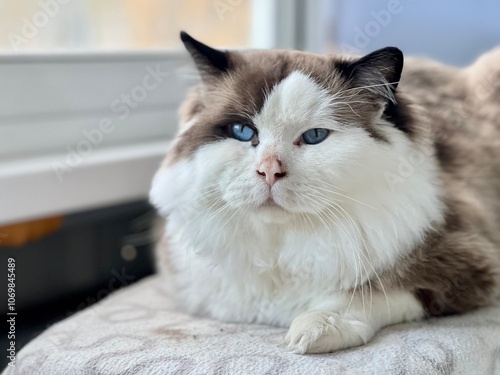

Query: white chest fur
<box><xmin>163</xmin><ymin>174</ymin><xmax>438</xmax><ymax>328</ymax></box>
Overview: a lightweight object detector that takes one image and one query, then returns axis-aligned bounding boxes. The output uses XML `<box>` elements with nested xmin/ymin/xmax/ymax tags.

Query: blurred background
<box><xmin>1</xmin><ymin>0</ymin><xmax>500</xmax><ymax>368</ymax></box>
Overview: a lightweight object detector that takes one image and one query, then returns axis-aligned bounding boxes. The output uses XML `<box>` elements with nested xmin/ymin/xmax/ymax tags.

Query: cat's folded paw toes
<box><xmin>282</xmin><ymin>311</ymin><xmax>371</xmax><ymax>354</ymax></box>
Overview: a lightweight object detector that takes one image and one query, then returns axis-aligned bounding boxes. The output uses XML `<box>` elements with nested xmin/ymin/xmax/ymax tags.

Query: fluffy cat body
<box><xmin>150</xmin><ymin>32</ymin><xmax>500</xmax><ymax>354</ymax></box>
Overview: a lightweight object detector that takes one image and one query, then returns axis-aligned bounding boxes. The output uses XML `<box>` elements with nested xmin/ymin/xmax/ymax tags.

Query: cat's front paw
<box><xmin>282</xmin><ymin>311</ymin><xmax>374</xmax><ymax>354</ymax></box>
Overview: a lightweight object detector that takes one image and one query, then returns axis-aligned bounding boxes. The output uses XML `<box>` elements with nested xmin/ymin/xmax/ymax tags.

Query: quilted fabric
<box><xmin>4</xmin><ymin>275</ymin><xmax>500</xmax><ymax>375</ymax></box>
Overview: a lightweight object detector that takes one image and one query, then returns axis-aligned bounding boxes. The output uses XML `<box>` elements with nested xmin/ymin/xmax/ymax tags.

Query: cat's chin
<box><xmin>261</xmin><ymin>198</ymin><xmax>282</xmax><ymax>209</ymax></box>
<box><xmin>252</xmin><ymin>199</ymin><xmax>291</xmax><ymax>224</ymax></box>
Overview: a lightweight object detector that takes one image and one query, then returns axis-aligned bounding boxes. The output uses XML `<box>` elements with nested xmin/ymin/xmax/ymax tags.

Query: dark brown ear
<box><xmin>337</xmin><ymin>47</ymin><xmax>404</xmax><ymax>102</ymax></box>
<box><xmin>180</xmin><ymin>31</ymin><xmax>230</xmax><ymax>79</ymax></box>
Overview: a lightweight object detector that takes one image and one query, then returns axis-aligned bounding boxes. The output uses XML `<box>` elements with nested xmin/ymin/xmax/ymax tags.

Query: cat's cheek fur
<box><xmin>150</xmin><ymin>139</ymin><xmax>256</xmax><ymax>216</ymax></box>
<box><xmin>149</xmin><ymin>159</ymin><xmax>195</xmax><ymax>217</ymax></box>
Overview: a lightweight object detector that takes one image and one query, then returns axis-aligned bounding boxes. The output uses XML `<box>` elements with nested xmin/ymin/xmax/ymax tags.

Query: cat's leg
<box><xmin>282</xmin><ymin>289</ymin><xmax>424</xmax><ymax>354</ymax></box>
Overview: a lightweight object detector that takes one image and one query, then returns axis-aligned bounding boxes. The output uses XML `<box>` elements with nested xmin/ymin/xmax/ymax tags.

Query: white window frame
<box><xmin>269</xmin><ymin>0</ymin><xmax>327</xmax><ymax>53</ymax></box>
<box><xmin>0</xmin><ymin>51</ymin><xmax>191</xmax><ymax>225</ymax></box>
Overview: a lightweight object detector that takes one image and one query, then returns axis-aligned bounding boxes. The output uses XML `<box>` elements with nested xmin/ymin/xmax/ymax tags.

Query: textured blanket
<box><xmin>4</xmin><ymin>275</ymin><xmax>500</xmax><ymax>375</ymax></box>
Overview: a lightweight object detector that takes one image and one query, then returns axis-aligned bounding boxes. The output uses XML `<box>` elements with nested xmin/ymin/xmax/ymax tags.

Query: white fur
<box><xmin>150</xmin><ymin>71</ymin><xmax>441</xmax><ymax>353</ymax></box>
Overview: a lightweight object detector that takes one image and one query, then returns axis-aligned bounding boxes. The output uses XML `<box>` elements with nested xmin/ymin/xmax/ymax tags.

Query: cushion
<box><xmin>4</xmin><ymin>275</ymin><xmax>500</xmax><ymax>375</ymax></box>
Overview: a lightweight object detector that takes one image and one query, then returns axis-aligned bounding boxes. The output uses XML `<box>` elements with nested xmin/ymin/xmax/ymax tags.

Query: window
<box><xmin>0</xmin><ymin>0</ymin><xmax>254</xmax><ymax>52</ymax></box>
<box><xmin>321</xmin><ymin>0</ymin><xmax>500</xmax><ymax>66</ymax></box>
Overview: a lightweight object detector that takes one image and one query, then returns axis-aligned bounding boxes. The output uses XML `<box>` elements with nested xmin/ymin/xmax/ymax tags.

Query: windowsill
<box><xmin>0</xmin><ymin>141</ymin><xmax>169</xmax><ymax>225</ymax></box>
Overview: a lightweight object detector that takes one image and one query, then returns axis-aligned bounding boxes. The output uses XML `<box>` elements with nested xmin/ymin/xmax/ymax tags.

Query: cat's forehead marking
<box><xmin>251</xmin><ymin>68</ymin><xmax>387</xmax><ymax>143</ymax></box>
<box><xmin>253</xmin><ymin>71</ymin><xmax>333</xmax><ymax>135</ymax></box>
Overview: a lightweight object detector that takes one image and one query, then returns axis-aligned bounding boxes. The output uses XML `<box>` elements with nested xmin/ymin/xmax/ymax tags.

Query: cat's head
<box><xmin>150</xmin><ymin>32</ymin><xmax>421</xmax><ymax>224</ymax></box>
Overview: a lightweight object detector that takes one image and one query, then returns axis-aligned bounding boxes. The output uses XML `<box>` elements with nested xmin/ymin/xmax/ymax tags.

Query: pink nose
<box><xmin>256</xmin><ymin>156</ymin><xmax>286</xmax><ymax>186</ymax></box>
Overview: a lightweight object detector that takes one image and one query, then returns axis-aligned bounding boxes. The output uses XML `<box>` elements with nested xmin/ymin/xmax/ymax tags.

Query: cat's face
<box><xmin>150</xmin><ymin>32</ymin><xmax>414</xmax><ymax>224</ymax></box>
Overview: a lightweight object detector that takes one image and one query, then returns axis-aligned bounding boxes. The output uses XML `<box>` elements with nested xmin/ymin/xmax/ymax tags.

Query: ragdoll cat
<box><xmin>150</xmin><ymin>31</ymin><xmax>500</xmax><ymax>354</ymax></box>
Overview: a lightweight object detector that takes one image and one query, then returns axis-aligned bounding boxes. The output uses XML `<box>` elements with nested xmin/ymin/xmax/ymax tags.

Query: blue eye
<box><xmin>300</xmin><ymin>128</ymin><xmax>330</xmax><ymax>145</ymax></box>
<box><xmin>230</xmin><ymin>123</ymin><xmax>256</xmax><ymax>142</ymax></box>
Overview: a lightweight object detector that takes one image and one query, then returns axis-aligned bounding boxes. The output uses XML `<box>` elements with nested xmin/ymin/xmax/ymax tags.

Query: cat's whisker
<box><xmin>296</xmin><ymin>193</ymin><xmax>340</xmax><ymax>248</ymax></box>
<box><xmin>298</xmin><ymin>191</ymin><xmax>362</xmax><ymax>316</ymax></box>
<box><xmin>191</xmin><ymin>198</ymin><xmax>229</xmax><ymax>239</ymax></box>
<box><xmin>306</xmin><ymin>178</ymin><xmax>346</xmax><ymax>192</ymax></box>
<box><xmin>217</xmin><ymin>203</ymin><xmax>245</xmax><ymax>235</ymax></box>
<box><xmin>327</xmin><ymin>201</ymin><xmax>372</xmax><ymax>289</ymax></box>
<box><xmin>310</xmin><ymin>199</ymin><xmax>357</xmax><ymax>289</ymax></box>
<box><xmin>315</xmin><ymin>208</ymin><xmax>351</xmax><ymax>288</ymax></box>
<box><xmin>345</xmin><ymin>257</ymin><xmax>361</xmax><ymax>320</ymax></box>
<box><xmin>179</xmin><ymin>184</ymin><xmax>221</xmax><ymax>208</ymax></box>
<box><xmin>331</xmin><ymin>202</ymin><xmax>389</xmax><ymax>320</ymax></box>
<box><xmin>306</xmin><ymin>191</ymin><xmax>370</xmax><ymax>318</ymax></box>
<box><xmin>305</xmin><ymin>189</ymin><xmax>373</xmax><ymax>317</ymax></box>
<box><xmin>209</xmin><ymin>205</ymin><xmax>245</xmax><ymax>259</ymax></box>
<box><xmin>292</xmin><ymin>193</ymin><xmax>353</xmax><ymax>300</ymax></box>
<box><xmin>333</xmin><ymin>100</ymin><xmax>376</xmax><ymax>106</ymax></box>
<box><xmin>331</xmin><ymin>101</ymin><xmax>362</xmax><ymax>118</ymax></box>
<box><xmin>189</xmin><ymin>189</ymin><xmax>221</xmax><ymax>208</ymax></box>
<box><xmin>342</xmin><ymin>81</ymin><xmax>400</xmax><ymax>93</ymax></box>
<box><xmin>308</xmin><ymin>180</ymin><xmax>377</xmax><ymax>210</ymax></box>
<box><xmin>178</xmin><ymin>187</ymin><xmax>224</xmax><ymax>226</ymax></box>
<box><xmin>177</xmin><ymin>201</ymin><xmax>222</xmax><ymax>237</ymax></box>
<box><xmin>299</xmin><ymin>190</ymin><xmax>356</xmax><ymax>248</ymax></box>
